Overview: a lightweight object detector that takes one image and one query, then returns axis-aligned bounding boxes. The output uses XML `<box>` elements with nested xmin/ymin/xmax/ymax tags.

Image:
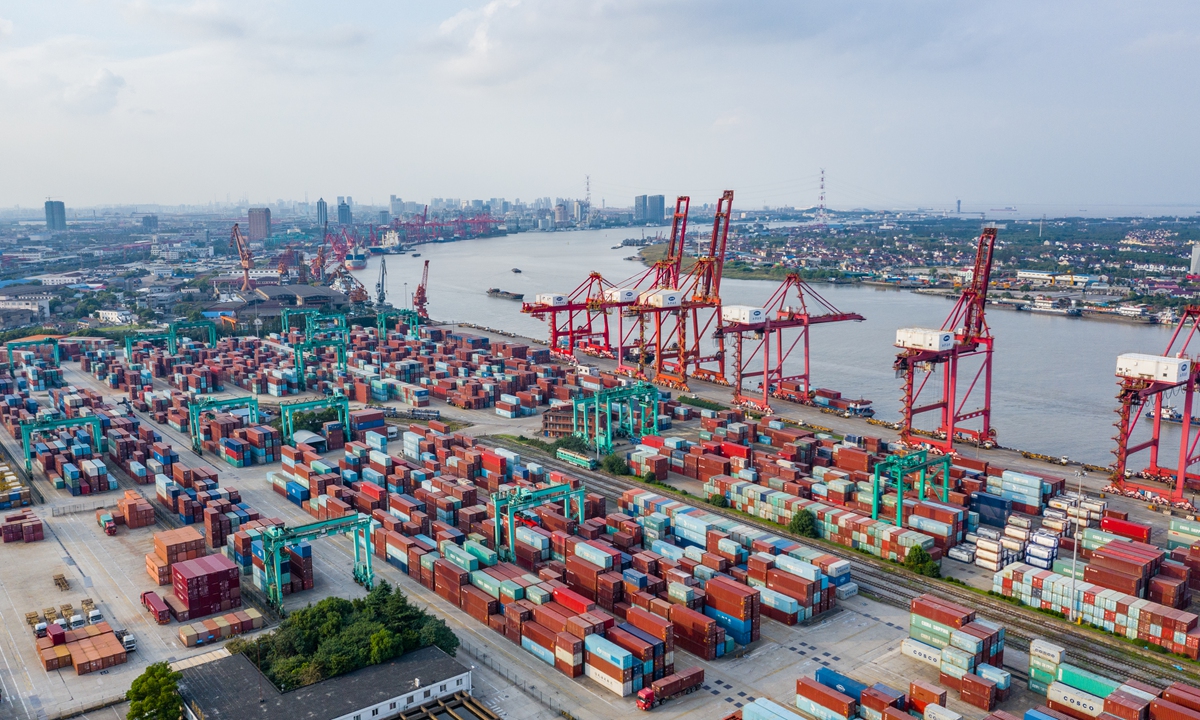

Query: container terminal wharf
<box><xmin>0</xmin><ymin>358</ymin><xmax>1049</xmax><ymax>720</ymax></box>
<box><xmin>0</xmin><ymin>327</ymin><xmax>1196</xmax><ymax>720</ymax></box>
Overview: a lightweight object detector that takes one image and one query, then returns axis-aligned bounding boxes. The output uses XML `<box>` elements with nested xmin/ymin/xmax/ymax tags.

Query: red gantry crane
<box><xmin>893</xmin><ymin>226</ymin><xmax>998</xmax><ymax>453</ymax></box>
<box><xmin>413</xmin><ymin>260</ymin><xmax>431</xmax><ymax>319</ymax></box>
<box><xmin>723</xmin><ymin>273</ymin><xmax>865</xmax><ymax>415</ymax></box>
<box><xmin>229</xmin><ymin>223</ymin><xmax>254</xmax><ymax>292</ymax></box>
<box><xmin>1109</xmin><ymin>307</ymin><xmax>1200</xmax><ymax>506</ymax></box>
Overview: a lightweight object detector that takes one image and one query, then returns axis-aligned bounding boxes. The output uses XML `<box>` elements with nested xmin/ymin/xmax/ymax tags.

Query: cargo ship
<box><xmin>344</xmin><ymin>242</ymin><xmax>367</xmax><ymax>271</ymax></box>
<box><xmin>487</xmin><ymin>288</ymin><xmax>524</xmax><ymax>300</ymax></box>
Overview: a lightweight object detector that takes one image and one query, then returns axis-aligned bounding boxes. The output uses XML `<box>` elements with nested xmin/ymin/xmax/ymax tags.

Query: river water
<box><xmin>352</xmin><ymin>227</ymin><xmax>1188</xmax><ymax>467</ymax></box>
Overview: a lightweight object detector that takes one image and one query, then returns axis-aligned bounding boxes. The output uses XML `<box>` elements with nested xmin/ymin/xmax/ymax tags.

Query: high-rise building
<box><xmin>389</xmin><ymin>195</ymin><xmax>404</xmax><ymax>217</ymax></box>
<box><xmin>248</xmin><ymin>208</ymin><xmax>272</xmax><ymax>241</ymax></box>
<box><xmin>142</xmin><ymin>215</ymin><xmax>159</xmax><ymax>231</ymax></box>
<box><xmin>634</xmin><ymin>195</ymin><xmax>647</xmax><ymax>222</ymax></box>
<box><xmin>647</xmin><ymin>195</ymin><xmax>665</xmax><ymax>223</ymax></box>
<box><xmin>378</xmin><ymin>210</ymin><xmax>389</xmax><ymax>225</ymax></box>
<box><xmin>316</xmin><ymin>198</ymin><xmax>328</xmax><ymax>226</ymax></box>
<box><xmin>337</xmin><ymin>201</ymin><xmax>353</xmax><ymax>224</ymax></box>
<box><xmin>44</xmin><ymin>200</ymin><xmax>66</xmax><ymax>231</ymax></box>
<box><xmin>1191</xmin><ymin>243</ymin><xmax>1200</xmax><ymax>275</ymax></box>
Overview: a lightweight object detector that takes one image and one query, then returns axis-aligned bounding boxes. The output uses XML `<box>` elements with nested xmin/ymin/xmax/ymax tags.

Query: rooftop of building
<box><xmin>178</xmin><ymin>645</ymin><xmax>467</xmax><ymax>720</ymax></box>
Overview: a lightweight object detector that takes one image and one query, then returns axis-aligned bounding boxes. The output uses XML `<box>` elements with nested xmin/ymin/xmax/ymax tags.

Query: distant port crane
<box><xmin>893</xmin><ymin>226</ymin><xmax>998</xmax><ymax>452</ymax></box>
<box><xmin>413</xmin><ymin>260</ymin><xmax>431</xmax><ymax>319</ymax></box>
<box><xmin>1110</xmin><ymin>306</ymin><xmax>1200</xmax><ymax>503</ymax></box>
<box><xmin>229</xmin><ymin>223</ymin><xmax>254</xmax><ymax>292</ymax></box>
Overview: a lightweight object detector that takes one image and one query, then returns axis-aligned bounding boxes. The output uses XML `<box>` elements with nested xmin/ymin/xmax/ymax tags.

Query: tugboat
<box><xmin>487</xmin><ymin>288</ymin><xmax>525</xmax><ymax>300</ymax></box>
<box><xmin>1146</xmin><ymin>406</ymin><xmax>1200</xmax><ymax>424</ymax></box>
<box><xmin>512</xmin><ymin>268</ymin><xmax>522</xmax><ymax>273</ymax></box>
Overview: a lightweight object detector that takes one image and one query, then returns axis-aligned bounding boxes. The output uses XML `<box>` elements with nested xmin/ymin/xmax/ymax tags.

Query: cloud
<box><xmin>60</xmin><ymin>68</ymin><xmax>126</xmax><ymax>115</ymax></box>
<box><xmin>0</xmin><ymin>17</ymin><xmax>13</xmax><ymax>44</ymax></box>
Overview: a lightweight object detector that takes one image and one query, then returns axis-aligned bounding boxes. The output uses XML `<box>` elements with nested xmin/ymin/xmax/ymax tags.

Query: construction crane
<box><xmin>229</xmin><ymin>223</ymin><xmax>254</xmax><ymax>292</ymax></box>
<box><xmin>894</xmin><ymin>226</ymin><xmax>998</xmax><ymax>452</ymax></box>
<box><xmin>1109</xmin><ymin>307</ymin><xmax>1200</xmax><ymax>506</ymax></box>
<box><xmin>723</xmin><ymin>273</ymin><xmax>864</xmax><ymax>415</ymax></box>
<box><xmin>375</xmin><ymin>257</ymin><xmax>388</xmax><ymax>306</ymax></box>
<box><xmin>413</xmin><ymin>260</ymin><xmax>430</xmax><ymax>319</ymax></box>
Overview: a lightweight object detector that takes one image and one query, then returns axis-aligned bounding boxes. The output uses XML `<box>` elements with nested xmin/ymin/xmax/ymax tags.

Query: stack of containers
<box><xmin>172</xmin><ymin>554</ymin><xmax>241</xmax><ymax>620</ymax></box>
<box><xmin>1025</xmin><ymin>530</ymin><xmax>1060</xmax><ymax>571</ymax></box>
<box><xmin>146</xmin><ymin>527</ymin><xmax>204</xmax><ymax>586</ymax></box>
<box><xmin>703</xmin><ymin>575</ymin><xmax>760</xmax><ymax>645</ymax></box>
<box><xmin>796</xmin><ymin>676</ymin><xmax>857</xmax><ymax>720</ymax></box>
<box><xmin>903</xmin><ymin>594</ymin><xmax>1007</xmax><ymax>705</ymax></box>
<box><xmin>994</xmin><ymin>563</ymin><xmax>1200</xmax><ymax>658</ymax></box>
<box><xmin>998</xmin><ymin>470</ymin><xmax>1046</xmax><ymax>512</ymax></box>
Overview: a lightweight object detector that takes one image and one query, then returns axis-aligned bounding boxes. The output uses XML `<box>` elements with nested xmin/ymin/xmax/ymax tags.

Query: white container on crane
<box><xmin>895</xmin><ymin>327</ymin><xmax>954</xmax><ymax>352</ymax></box>
<box><xmin>535</xmin><ymin>293</ymin><xmax>567</xmax><ymax>307</ymax></box>
<box><xmin>603</xmin><ymin>288</ymin><xmax>637</xmax><ymax>303</ymax></box>
<box><xmin>721</xmin><ymin>305</ymin><xmax>766</xmax><ymax>324</ymax></box>
<box><xmin>640</xmin><ymin>289</ymin><xmax>682</xmax><ymax>308</ymax></box>
<box><xmin>1115</xmin><ymin>353</ymin><xmax>1191</xmax><ymax>383</ymax></box>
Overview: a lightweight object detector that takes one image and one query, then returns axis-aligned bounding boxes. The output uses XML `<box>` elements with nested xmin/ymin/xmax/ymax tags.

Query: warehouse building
<box><xmin>178</xmin><ymin>646</ymin><xmax>474</xmax><ymax>720</ymax></box>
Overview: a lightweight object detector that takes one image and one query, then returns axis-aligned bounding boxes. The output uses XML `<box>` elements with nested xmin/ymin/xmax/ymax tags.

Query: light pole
<box><xmin>1069</xmin><ymin>469</ymin><xmax>1087</xmax><ymax>623</ymax></box>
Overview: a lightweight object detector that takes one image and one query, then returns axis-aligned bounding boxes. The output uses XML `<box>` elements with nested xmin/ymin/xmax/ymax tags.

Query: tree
<box><xmin>126</xmin><ymin>662</ymin><xmax>182</xmax><ymax>720</ymax></box>
<box><xmin>904</xmin><ymin>545</ymin><xmax>940</xmax><ymax>576</ymax></box>
<box><xmin>642</xmin><ymin>471</ymin><xmax>656</xmax><ymax>484</ymax></box>
<box><xmin>706</xmin><ymin>493</ymin><xmax>728</xmax><ymax>508</ymax></box>
<box><xmin>788</xmin><ymin>509</ymin><xmax>818</xmax><ymax>538</ymax></box>
<box><xmin>600</xmin><ymin>454</ymin><xmax>629</xmax><ymax>475</ymax></box>
<box><xmin>552</xmin><ymin>435</ymin><xmax>590</xmax><ymax>454</ymax></box>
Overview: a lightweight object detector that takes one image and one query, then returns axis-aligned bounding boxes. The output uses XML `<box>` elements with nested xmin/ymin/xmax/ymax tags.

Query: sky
<box><xmin>1</xmin><ymin>1</ymin><xmax>1198</xmax><ymax>213</ymax></box>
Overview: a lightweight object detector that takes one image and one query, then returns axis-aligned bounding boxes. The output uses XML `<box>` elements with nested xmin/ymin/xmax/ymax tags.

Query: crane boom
<box><xmin>413</xmin><ymin>260</ymin><xmax>430</xmax><ymax>319</ymax></box>
<box><xmin>229</xmin><ymin>223</ymin><xmax>253</xmax><ymax>292</ymax></box>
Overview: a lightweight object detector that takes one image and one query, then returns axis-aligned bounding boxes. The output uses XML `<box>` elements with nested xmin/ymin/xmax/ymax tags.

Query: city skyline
<box><xmin>1</xmin><ymin>2</ymin><xmax>1198</xmax><ymax>213</ymax></box>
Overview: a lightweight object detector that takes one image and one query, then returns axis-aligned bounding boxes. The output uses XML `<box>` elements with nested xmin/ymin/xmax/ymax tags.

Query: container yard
<box><xmin>2</xmin><ymin>309</ymin><xmax>1200</xmax><ymax>720</ymax></box>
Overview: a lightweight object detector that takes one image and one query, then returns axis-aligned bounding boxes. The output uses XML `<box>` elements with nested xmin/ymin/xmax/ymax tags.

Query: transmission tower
<box><xmin>816</xmin><ymin>168</ymin><xmax>827</xmax><ymax>231</ymax></box>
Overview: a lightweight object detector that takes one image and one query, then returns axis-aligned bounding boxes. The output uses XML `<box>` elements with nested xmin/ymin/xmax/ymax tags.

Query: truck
<box><xmin>114</xmin><ymin>629</ymin><xmax>137</xmax><ymax>651</ymax></box>
<box><xmin>141</xmin><ymin>591</ymin><xmax>170</xmax><ymax>625</ymax></box>
<box><xmin>635</xmin><ymin>666</ymin><xmax>704</xmax><ymax>711</ymax></box>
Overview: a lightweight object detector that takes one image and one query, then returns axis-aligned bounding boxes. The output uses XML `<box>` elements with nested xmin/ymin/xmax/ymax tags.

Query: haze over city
<box><xmin>2</xmin><ymin>1</ymin><xmax>1199</xmax><ymax>213</ymax></box>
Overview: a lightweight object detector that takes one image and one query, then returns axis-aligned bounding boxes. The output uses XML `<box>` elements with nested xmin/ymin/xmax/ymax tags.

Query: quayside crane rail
<box><xmin>724</xmin><ymin>272</ymin><xmax>864</xmax><ymax>415</ymax></box>
<box><xmin>893</xmin><ymin>226</ymin><xmax>998</xmax><ymax>453</ymax></box>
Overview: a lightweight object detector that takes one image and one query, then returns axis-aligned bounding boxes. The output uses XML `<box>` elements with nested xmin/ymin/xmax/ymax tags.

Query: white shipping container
<box><xmin>896</xmin><ymin>327</ymin><xmax>954</xmax><ymax>352</ymax></box>
<box><xmin>975</xmin><ymin>558</ymin><xmax>1002</xmax><ymax>571</ymax></box>
<box><xmin>584</xmin><ymin>663</ymin><xmax>632</xmax><ymax>697</ymax></box>
<box><xmin>976</xmin><ymin>538</ymin><xmax>1002</xmax><ymax>553</ymax></box>
<box><xmin>642</xmin><ymin>289</ymin><xmax>682</xmax><ymax>308</ymax></box>
<box><xmin>535</xmin><ymin>293</ymin><xmax>567</xmax><ymax>307</ymax></box>
<box><xmin>1004</xmin><ymin>526</ymin><xmax>1031</xmax><ymax>541</ymax></box>
<box><xmin>722</xmin><ymin>305</ymin><xmax>767</xmax><ymax>324</ymax></box>
<box><xmin>1116</xmin><ymin>353</ymin><xmax>1191</xmax><ymax>384</ymax></box>
<box><xmin>901</xmin><ymin>637</ymin><xmax>942</xmax><ymax>667</ymax></box>
<box><xmin>1047</xmin><ymin>682</ymin><xmax>1103</xmax><ymax>718</ymax></box>
<box><xmin>924</xmin><ymin>704</ymin><xmax>962</xmax><ymax>720</ymax></box>
<box><xmin>603</xmin><ymin>288</ymin><xmax>637</xmax><ymax>303</ymax></box>
<box><xmin>1029</xmin><ymin>638</ymin><xmax>1065</xmax><ymax>664</ymax></box>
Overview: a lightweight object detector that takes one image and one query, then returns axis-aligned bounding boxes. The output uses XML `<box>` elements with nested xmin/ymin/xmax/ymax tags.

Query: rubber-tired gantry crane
<box><xmin>893</xmin><ymin>226</ymin><xmax>998</xmax><ymax>453</ymax></box>
<box><xmin>1110</xmin><ymin>307</ymin><xmax>1200</xmax><ymax>505</ymax></box>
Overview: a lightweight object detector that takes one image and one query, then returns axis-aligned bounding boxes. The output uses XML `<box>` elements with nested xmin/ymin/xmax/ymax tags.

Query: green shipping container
<box><xmin>1029</xmin><ymin>666</ymin><xmax>1057</xmax><ymax>685</ymax></box>
<box><xmin>1057</xmin><ymin>664</ymin><xmax>1120</xmax><ymax>699</ymax></box>
<box><xmin>1028</xmin><ymin>678</ymin><xmax>1050</xmax><ymax>695</ymax></box>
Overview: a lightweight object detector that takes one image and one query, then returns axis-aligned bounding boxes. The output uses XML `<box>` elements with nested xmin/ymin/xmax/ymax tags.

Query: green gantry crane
<box><xmin>377</xmin><ymin>308</ymin><xmax>422</xmax><ymax>340</ymax></box>
<box><xmin>170</xmin><ymin>320</ymin><xmax>217</xmax><ymax>351</ymax></box>
<box><xmin>869</xmin><ymin>449</ymin><xmax>952</xmax><ymax>527</ymax></box>
<box><xmin>7</xmin><ymin>338</ymin><xmax>60</xmax><ymax>368</ymax></box>
<box><xmin>188</xmin><ymin>395</ymin><xmax>260</xmax><ymax>455</ymax></box>
<box><xmin>282</xmin><ymin>308</ymin><xmax>321</xmax><ymax>334</ymax></box>
<box><xmin>260</xmin><ymin>514</ymin><xmax>374</xmax><ymax>612</ymax></box>
<box><xmin>571</xmin><ymin>381</ymin><xmax>660</xmax><ymax>455</ymax></box>
<box><xmin>21</xmin><ymin>416</ymin><xmax>103</xmax><ymax>472</ymax></box>
<box><xmin>491</xmin><ymin>483</ymin><xmax>585</xmax><ymax>563</ymax></box>
<box><xmin>279</xmin><ymin>394</ymin><xmax>349</xmax><ymax>446</ymax></box>
<box><xmin>125</xmin><ymin>332</ymin><xmax>172</xmax><ymax>360</ymax></box>
<box><xmin>309</xmin><ymin>312</ymin><xmax>347</xmax><ymax>334</ymax></box>
<box><xmin>293</xmin><ymin>337</ymin><xmax>347</xmax><ymax>391</ymax></box>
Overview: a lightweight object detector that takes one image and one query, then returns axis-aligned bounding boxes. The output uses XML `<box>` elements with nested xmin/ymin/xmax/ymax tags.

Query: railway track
<box><xmin>487</xmin><ymin>438</ymin><xmax>1200</xmax><ymax>688</ymax></box>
